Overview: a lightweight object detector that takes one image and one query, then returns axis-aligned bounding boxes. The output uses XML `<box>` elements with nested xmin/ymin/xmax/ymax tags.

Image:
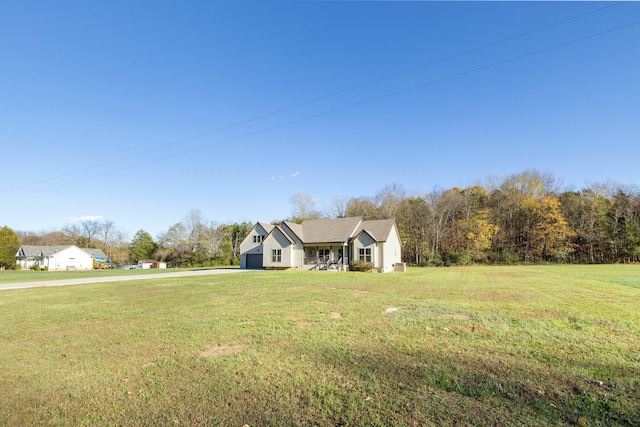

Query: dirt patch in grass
<box><xmin>467</xmin><ymin>326</ymin><xmax>490</xmax><ymax>335</ymax></box>
<box><xmin>446</xmin><ymin>313</ymin><xmax>473</xmax><ymax>320</ymax></box>
<box><xmin>296</xmin><ymin>320</ymin><xmax>312</xmax><ymax>328</ymax></box>
<box><xmin>199</xmin><ymin>344</ymin><xmax>248</xmax><ymax>358</ymax></box>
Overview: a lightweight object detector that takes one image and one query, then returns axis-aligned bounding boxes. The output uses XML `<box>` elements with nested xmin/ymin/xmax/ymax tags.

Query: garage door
<box><xmin>246</xmin><ymin>254</ymin><xmax>264</xmax><ymax>269</ymax></box>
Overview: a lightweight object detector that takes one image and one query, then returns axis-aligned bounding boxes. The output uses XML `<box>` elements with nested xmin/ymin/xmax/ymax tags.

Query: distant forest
<box><xmin>3</xmin><ymin>169</ymin><xmax>639</xmax><ymax>268</ymax></box>
<box><xmin>314</xmin><ymin>169</ymin><xmax>640</xmax><ymax>266</ymax></box>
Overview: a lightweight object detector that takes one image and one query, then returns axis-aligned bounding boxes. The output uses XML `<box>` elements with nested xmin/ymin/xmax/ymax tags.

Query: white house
<box><xmin>240</xmin><ymin>217</ymin><xmax>402</xmax><ymax>273</ymax></box>
<box><xmin>15</xmin><ymin>245</ymin><xmax>107</xmax><ymax>271</ymax></box>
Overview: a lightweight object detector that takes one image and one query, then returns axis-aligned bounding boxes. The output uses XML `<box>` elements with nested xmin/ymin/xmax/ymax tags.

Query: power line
<box><xmin>0</xmin><ymin>1</ymin><xmax>628</xmax><ymax>195</ymax></box>
<box><xmin>5</xmin><ymin>17</ymin><xmax>639</xmax><ymax>201</ymax></box>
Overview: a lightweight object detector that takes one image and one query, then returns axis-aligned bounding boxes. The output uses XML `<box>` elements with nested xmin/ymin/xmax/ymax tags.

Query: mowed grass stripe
<box><xmin>0</xmin><ymin>266</ymin><xmax>638</xmax><ymax>426</ymax></box>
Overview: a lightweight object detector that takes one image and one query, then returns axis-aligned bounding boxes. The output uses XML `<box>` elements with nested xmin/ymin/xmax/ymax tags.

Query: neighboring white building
<box><xmin>240</xmin><ymin>217</ymin><xmax>402</xmax><ymax>273</ymax></box>
<box><xmin>15</xmin><ymin>245</ymin><xmax>107</xmax><ymax>271</ymax></box>
<box><xmin>137</xmin><ymin>260</ymin><xmax>167</xmax><ymax>269</ymax></box>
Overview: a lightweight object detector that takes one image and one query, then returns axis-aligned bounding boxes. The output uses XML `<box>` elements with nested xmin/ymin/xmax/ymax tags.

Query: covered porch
<box><xmin>303</xmin><ymin>244</ymin><xmax>350</xmax><ymax>271</ymax></box>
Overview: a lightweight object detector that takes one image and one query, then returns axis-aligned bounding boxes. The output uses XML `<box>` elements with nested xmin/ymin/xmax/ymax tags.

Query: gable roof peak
<box><xmin>354</xmin><ymin>218</ymin><xmax>397</xmax><ymax>242</ymax></box>
<box><xmin>256</xmin><ymin>222</ymin><xmax>275</xmax><ymax>234</ymax></box>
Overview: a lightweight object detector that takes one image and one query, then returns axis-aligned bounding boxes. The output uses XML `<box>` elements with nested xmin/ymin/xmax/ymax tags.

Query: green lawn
<box><xmin>0</xmin><ymin>266</ymin><xmax>232</xmax><ymax>284</ymax></box>
<box><xmin>0</xmin><ymin>266</ymin><xmax>638</xmax><ymax>426</ymax></box>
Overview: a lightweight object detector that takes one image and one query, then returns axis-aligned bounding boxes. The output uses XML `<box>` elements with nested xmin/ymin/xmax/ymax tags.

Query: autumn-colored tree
<box><xmin>531</xmin><ymin>196</ymin><xmax>576</xmax><ymax>262</ymax></box>
<box><xmin>346</xmin><ymin>197</ymin><xmax>379</xmax><ymax>220</ymax></box>
<box><xmin>459</xmin><ymin>185</ymin><xmax>490</xmax><ymax>222</ymax></box>
<box><xmin>460</xmin><ymin>209</ymin><xmax>499</xmax><ymax>261</ymax></box>
<box><xmin>17</xmin><ymin>230</ymin><xmax>72</xmax><ymax>246</ymax></box>
<box><xmin>489</xmin><ymin>170</ymin><xmax>560</xmax><ymax>262</ymax></box>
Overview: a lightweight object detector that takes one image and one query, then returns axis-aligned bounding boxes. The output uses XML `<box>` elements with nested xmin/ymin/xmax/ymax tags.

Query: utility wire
<box><xmin>0</xmin><ymin>1</ymin><xmax>628</xmax><ymax>195</ymax></box>
<box><xmin>6</xmin><ymin>17</ymin><xmax>639</xmax><ymax>201</ymax></box>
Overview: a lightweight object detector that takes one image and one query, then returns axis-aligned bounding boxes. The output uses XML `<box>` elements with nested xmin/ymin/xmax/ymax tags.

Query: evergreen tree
<box><xmin>129</xmin><ymin>229</ymin><xmax>157</xmax><ymax>262</ymax></box>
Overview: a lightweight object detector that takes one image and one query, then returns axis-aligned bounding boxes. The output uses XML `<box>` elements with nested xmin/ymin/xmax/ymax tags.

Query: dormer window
<box><xmin>253</xmin><ymin>235</ymin><xmax>264</xmax><ymax>243</ymax></box>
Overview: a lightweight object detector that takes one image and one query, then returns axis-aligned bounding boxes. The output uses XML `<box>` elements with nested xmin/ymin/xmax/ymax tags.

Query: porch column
<box><xmin>343</xmin><ymin>243</ymin><xmax>347</xmax><ymax>270</ymax></box>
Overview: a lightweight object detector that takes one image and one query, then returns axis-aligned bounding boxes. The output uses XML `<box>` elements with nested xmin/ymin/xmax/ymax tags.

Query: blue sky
<box><xmin>1</xmin><ymin>1</ymin><xmax>639</xmax><ymax>238</ymax></box>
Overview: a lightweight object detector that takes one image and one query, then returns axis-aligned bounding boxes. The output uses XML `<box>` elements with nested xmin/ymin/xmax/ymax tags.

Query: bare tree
<box><xmin>290</xmin><ymin>192</ymin><xmax>321</xmax><ymax>222</ymax></box>
<box><xmin>107</xmin><ymin>228</ymin><xmax>129</xmax><ymax>264</ymax></box>
<box><xmin>157</xmin><ymin>209</ymin><xmax>226</xmax><ymax>266</ymax></box>
<box><xmin>81</xmin><ymin>220</ymin><xmax>103</xmax><ymax>248</ymax></box>
<box><xmin>328</xmin><ymin>196</ymin><xmax>349</xmax><ymax>218</ymax></box>
<box><xmin>62</xmin><ymin>223</ymin><xmax>83</xmax><ymax>245</ymax></box>
<box><xmin>17</xmin><ymin>230</ymin><xmax>72</xmax><ymax>246</ymax></box>
<box><xmin>425</xmin><ymin>188</ymin><xmax>464</xmax><ymax>256</ymax></box>
<box><xmin>99</xmin><ymin>220</ymin><xmax>128</xmax><ymax>262</ymax></box>
<box><xmin>101</xmin><ymin>220</ymin><xmax>115</xmax><ymax>249</ymax></box>
<box><xmin>197</xmin><ymin>225</ymin><xmax>226</xmax><ymax>260</ymax></box>
<box><xmin>184</xmin><ymin>209</ymin><xmax>206</xmax><ymax>245</ymax></box>
<box><xmin>375</xmin><ymin>183</ymin><xmax>407</xmax><ymax>219</ymax></box>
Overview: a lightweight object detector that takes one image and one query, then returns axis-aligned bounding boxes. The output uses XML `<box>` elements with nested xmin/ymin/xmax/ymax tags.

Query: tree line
<box><xmin>292</xmin><ymin>169</ymin><xmax>640</xmax><ymax>265</ymax></box>
<box><xmin>0</xmin><ymin>209</ymin><xmax>253</xmax><ymax>269</ymax></box>
<box><xmin>1</xmin><ymin>169</ymin><xmax>639</xmax><ymax>269</ymax></box>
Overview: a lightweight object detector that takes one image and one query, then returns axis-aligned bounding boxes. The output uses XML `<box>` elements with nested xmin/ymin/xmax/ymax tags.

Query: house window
<box><xmin>358</xmin><ymin>248</ymin><xmax>372</xmax><ymax>262</ymax></box>
<box><xmin>253</xmin><ymin>235</ymin><xmax>263</xmax><ymax>243</ymax></box>
<box><xmin>272</xmin><ymin>249</ymin><xmax>282</xmax><ymax>263</ymax></box>
<box><xmin>319</xmin><ymin>249</ymin><xmax>330</xmax><ymax>262</ymax></box>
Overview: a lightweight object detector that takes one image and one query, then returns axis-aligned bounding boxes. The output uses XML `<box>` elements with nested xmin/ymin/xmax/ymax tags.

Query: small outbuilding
<box><xmin>137</xmin><ymin>260</ymin><xmax>167</xmax><ymax>269</ymax></box>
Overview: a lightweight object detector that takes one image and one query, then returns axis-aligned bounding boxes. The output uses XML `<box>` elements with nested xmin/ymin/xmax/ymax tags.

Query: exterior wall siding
<box><xmin>380</xmin><ymin>224</ymin><xmax>402</xmax><ymax>272</ymax></box>
<box><xmin>263</xmin><ymin>229</ymin><xmax>293</xmax><ymax>268</ymax></box>
<box><xmin>239</xmin><ymin>224</ymin><xmax>269</xmax><ymax>269</ymax></box>
<box><xmin>353</xmin><ymin>233</ymin><xmax>377</xmax><ymax>268</ymax></box>
<box><xmin>47</xmin><ymin>246</ymin><xmax>94</xmax><ymax>271</ymax></box>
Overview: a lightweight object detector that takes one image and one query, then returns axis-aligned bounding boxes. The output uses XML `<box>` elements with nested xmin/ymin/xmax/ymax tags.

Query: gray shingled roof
<box><xmin>17</xmin><ymin>245</ymin><xmax>73</xmax><ymax>257</ymax></box>
<box><xmin>17</xmin><ymin>245</ymin><xmax>107</xmax><ymax>259</ymax></box>
<box><xmin>352</xmin><ymin>219</ymin><xmax>396</xmax><ymax>242</ymax></box>
<box><xmin>297</xmin><ymin>217</ymin><xmax>362</xmax><ymax>244</ymax></box>
<box><xmin>273</xmin><ymin>225</ymin><xmax>295</xmax><ymax>243</ymax></box>
<box><xmin>83</xmin><ymin>248</ymin><xmax>107</xmax><ymax>259</ymax></box>
<box><xmin>282</xmin><ymin>221</ymin><xmax>304</xmax><ymax>242</ymax></box>
<box><xmin>257</xmin><ymin>222</ymin><xmax>275</xmax><ymax>234</ymax></box>
<box><xmin>264</xmin><ymin>217</ymin><xmax>397</xmax><ymax>244</ymax></box>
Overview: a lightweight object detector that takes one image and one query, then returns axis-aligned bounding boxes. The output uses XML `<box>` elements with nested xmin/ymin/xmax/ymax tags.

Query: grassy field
<box><xmin>0</xmin><ymin>267</ymin><xmax>231</xmax><ymax>284</ymax></box>
<box><xmin>0</xmin><ymin>266</ymin><xmax>638</xmax><ymax>426</ymax></box>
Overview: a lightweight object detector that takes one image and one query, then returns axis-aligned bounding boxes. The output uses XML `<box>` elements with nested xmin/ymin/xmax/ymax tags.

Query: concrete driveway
<box><xmin>0</xmin><ymin>268</ymin><xmax>254</xmax><ymax>291</ymax></box>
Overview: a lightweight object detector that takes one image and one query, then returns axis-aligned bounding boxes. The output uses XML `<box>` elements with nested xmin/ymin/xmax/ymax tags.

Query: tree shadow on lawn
<box><xmin>307</xmin><ymin>342</ymin><xmax>639</xmax><ymax>427</ymax></box>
